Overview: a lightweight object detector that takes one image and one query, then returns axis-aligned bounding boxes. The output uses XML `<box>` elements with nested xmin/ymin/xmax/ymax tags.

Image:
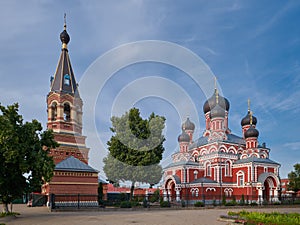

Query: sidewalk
<box><xmin>1</xmin><ymin>204</ymin><xmax>300</xmax><ymax>225</ymax></box>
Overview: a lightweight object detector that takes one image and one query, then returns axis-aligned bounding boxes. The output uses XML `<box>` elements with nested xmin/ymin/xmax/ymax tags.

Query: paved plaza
<box><xmin>1</xmin><ymin>205</ymin><xmax>300</xmax><ymax>225</ymax></box>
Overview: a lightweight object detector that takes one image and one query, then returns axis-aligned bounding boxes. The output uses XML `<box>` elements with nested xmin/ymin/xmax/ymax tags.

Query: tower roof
<box><xmin>50</xmin><ymin>15</ymin><xmax>79</xmax><ymax>97</ymax></box>
<box><xmin>55</xmin><ymin>156</ymin><xmax>98</xmax><ymax>173</ymax></box>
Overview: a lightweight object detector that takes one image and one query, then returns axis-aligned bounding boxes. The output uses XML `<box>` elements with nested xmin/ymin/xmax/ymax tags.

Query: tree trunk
<box><xmin>130</xmin><ymin>182</ymin><xmax>135</xmax><ymax>201</ymax></box>
<box><xmin>2</xmin><ymin>203</ymin><xmax>9</xmax><ymax>213</ymax></box>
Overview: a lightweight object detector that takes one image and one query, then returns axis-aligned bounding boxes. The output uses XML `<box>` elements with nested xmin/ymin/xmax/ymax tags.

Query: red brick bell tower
<box><xmin>46</xmin><ymin>17</ymin><xmax>89</xmax><ymax>165</ymax></box>
<box><xmin>42</xmin><ymin>16</ymin><xmax>98</xmax><ymax>202</ymax></box>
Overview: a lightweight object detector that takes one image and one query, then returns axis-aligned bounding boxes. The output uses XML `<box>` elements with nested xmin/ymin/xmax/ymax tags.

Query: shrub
<box><xmin>149</xmin><ymin>190</ymin><xmax>160</xmax><ymax>203</ymax></box>
<box><xmin>194</xmin><ymin>201</ymin><xmax>204</xmax><ymax>207</ymax></box>
<box><xmin>239</xmin><ymin>194</ymin><xmax>245</xmax><ymax>206</ymax></box>
<box><xmin>250</xmin><ymin>202</ymin><xmax>258</xmax><ymax>206</ymax></box>
<box><xmin>160</xmin><ymin>201</ymin><xmax>170</xmax><ymax>208</ymax></box>
<box><xmin>225</xmin><ymin>201</ymin><xmax>237</xmax><ymax>206</ymax></box>
<box><xmin>120</xmin><ymin>201</ymin><xmax>132</xmax><ymax>208</ymax></box>
<box><xmin>212</xmin><ymin>198</ymin><xmax>217</xmax><ymax>206</ymax></box>
<box><xmin>181</xmin><ymin>200</ymin><xmax>186</xmax><ymax>207</ymax></box>
<box><xmin>143</xmin><ymin>199</ymin><xmax>149</xmax><ymax>208</ymax></box>
<box><xmin>222</xmin><ymin>195</ymin><xmax>227</xmax><ymax>205</ymax></box>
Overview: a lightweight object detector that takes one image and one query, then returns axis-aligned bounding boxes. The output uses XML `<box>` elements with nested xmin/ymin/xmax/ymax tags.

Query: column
<box><xmin>175</xmin><ymin>187</ymin><xmax>181</xmax><ymax>202</ymax></box>
<box><xmin>257</xmin><ymin>187</ymin><xmax>263</xmax><ymax>204</ymax></box>
<box><xmin>273</xmin><ymin>188</ymin><xmax>279</xmax><ymax>202</ymax></box>
<box><xmin>163</xmin><ymin>189</ymin><xmax>168</xmax><ymax>201</ymax></box>
<box><xmin>167</xmin><ymin>189</ymin><xmax>171</xmax><ymax>201</ymax></box>
<box><xmin>269</xmin><ymin>188</ymin><xmax>273</xmax><ymax>203</ymax></box>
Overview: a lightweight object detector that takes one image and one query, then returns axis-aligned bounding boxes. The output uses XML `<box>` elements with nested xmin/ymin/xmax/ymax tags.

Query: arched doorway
<box><xmin>163</xmin><ymin>175</ymin><xmax>181</xmax><ymax>202</ymax></box>
<box><xmin>258</xmin><ymin>173</ymin><xmax>280</xmax><ymax>203</ymax></box>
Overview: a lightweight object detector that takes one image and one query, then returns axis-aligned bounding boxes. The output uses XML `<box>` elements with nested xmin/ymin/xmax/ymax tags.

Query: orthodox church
<box><xmin>162</xmin><ymin>88</ymin><xmax>281</xmax><ymax>204</ymax></box>
<box><xmin>42</xmin><ymin>18</ymin><xmax>98</xmax><ymax>204</ymax></box>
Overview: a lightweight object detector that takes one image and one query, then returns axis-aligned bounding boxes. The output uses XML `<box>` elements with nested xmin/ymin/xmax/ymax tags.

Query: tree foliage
<box><xmin>288</xmin><ymin>163</ymin><xmax>300</xmax><ymax>193</ymax></box>
<box><xmin>0</xmin><ymin>103</ymin><xmax>58</xmax><ymax>212</ymax></box>
<box><xmin>103</xmin><ymin>108</ymin><xmax>165</xmax><ymax>198</ymax></box>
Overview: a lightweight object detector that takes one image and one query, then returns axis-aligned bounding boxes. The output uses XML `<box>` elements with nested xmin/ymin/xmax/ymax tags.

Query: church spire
<box><xmin>50</xmin><ymin>14</ymin><xmax>79</xmax><ymax>96</ymax></box>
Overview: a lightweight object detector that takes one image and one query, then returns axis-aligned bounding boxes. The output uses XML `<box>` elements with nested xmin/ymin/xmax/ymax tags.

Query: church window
<box><xmin>206</xmin><ymin>163</ymin><xmax>211</xmax><ymax>176</ymax></box>
<box><xmin>64</xmin><ymin>103</ymin><xmax>71</xmax><ymax>121</ymax></box>
<box><xmin>64</xmin><ymin>74</ymin><xmax>70</xmax><ymax>86</ymax></box>
<box><xmin>237</xmin><ymin>171</ymin><xmax>244</xmax><ymax>186</ymax></box>
<box><xmin>51</xmin><ymin>102</ymin><xmax>57</xmax><ymax>121</ymax></box>
<box><xmin>225</xmin><ymin>161</ymin><xmax>231</xmax><ymax>177</ymax></box>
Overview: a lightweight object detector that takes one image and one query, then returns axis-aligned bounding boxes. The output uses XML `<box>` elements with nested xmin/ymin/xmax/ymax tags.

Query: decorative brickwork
<box><xmin>162</xmin><ymin>90</ymin><xmax>281</xmax><ymax>204</ymax></box>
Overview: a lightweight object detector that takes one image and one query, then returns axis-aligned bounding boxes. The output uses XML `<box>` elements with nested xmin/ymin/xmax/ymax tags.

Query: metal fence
<box><xmin>49</xmin><ymin>193</ymin><xmax>300</xmax><ymax>209</ymax></box>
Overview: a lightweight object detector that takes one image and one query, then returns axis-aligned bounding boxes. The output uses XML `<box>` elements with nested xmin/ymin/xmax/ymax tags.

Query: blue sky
<box><xmin>0</xmin><ymin>1</ymin><xmax>299</xmax><ymax>179</ymax></box>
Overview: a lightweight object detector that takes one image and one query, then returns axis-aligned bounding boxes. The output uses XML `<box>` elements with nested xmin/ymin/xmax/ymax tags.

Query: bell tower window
<box><xmin>64</xmin><ymin>103</ymin><xmax>71</xmax><ymax>121</ymax></box>
<box><xmin>64</xmin><ymin>74</ymin><xmax>70</xmax><ymax>86</ymax></box>
<box><xmin>51</xmin><ymin>102</ymin><xmax>57</xmax><ymax>121</ymax></box>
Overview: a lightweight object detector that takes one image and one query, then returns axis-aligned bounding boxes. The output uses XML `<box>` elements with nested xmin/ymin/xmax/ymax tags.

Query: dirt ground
<box><xmin>1</xmin><ymin>204</ymin><xmax>300</xmax><ymax>225</ymax></box>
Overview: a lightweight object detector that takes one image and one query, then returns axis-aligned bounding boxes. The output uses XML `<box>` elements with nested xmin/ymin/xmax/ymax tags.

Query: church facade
<box><xmin>42</xmin><ymin>19</ymin><xmax>98</xmax><ymax>204</ymax></box>
<box><xmin>162</xmin><ymin>89</ymin><xmax>281</xmax><ymax>204</ymax></box>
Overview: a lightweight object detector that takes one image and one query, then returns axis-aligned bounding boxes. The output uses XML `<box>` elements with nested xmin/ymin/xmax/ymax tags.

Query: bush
<box><xmin>143</xmin><ymin>199</ymin><xmax>149</xmax><ymax>208</ymax></box>
<box><xmin>212</xmin><ymin>198</ymin><xmax>217</xmax><ymax>206</ymax></box>
<box><xmin>239</xmin><ymin>194</ymin><xmax>245</xmax><ymax>206</ymax></box>
<box><xmin>160</xmin><ymin>201</ymin><xmax>170</xmax><ymax>208</ymax></box>
<box><xmin>225</xmin><ymin>201</ymin><xmax>237</xmax><ymax>206</ymax></box>
<box><xmin>222</xmin><ymin>195</ymin><xmax>226</xmax><ymax>205</ymax></box>
<box><xmin>181</xmin><ymin>200</ymin><xmax>186</xmax><ymax>207</ymax></box>
<box><xmin>120</xmin><ymin>201</ymin><xmax>132</xmax><ymax>208</ymax></box>
<box><xmin>273</xmin><ymin>201</ymin><xmax>281</xmax><ymax>205</ymax></box>
<box><xmin>194</xmin><ymin>201</ymin><xmax>204</xmax><ymax>207</ymax></box>
<box><xmin>250</xmin><ymin>202</ymin><xmax>258</xmax><ymax>206</ymax></box>
<box><xmin>149</xmin><ymin>190</ymin><xmax>160</xmax><ymax>203</ymax></box>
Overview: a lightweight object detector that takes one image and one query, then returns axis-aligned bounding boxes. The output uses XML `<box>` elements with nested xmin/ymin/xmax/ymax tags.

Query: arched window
<box><xmin>237</xmin><ymin>171</ymin><xmax>244</xmax><ymax>187</ymax></box>
<box><xmin>51</xmin><ymin>102</ymin><xmax>57</xmax><ymax>121</ymax></box>
<box><xmin>64</xmin><ymin>74</ymin><xmax>70</xmax><ymax>86</ymax></box>
<box><xmin>63</xmin><ymin>103</ymin><xmax>71</xmax><ymax>121</ymax></box>
<box><xmin>206</xmin><ymin>162</ymin><xmax>211</xmax><ymax>177</ymax></box>
<box><xmin>225</xmin><ymin>160</ymin><xmax>231</xmax><ymax>177</ymax></box>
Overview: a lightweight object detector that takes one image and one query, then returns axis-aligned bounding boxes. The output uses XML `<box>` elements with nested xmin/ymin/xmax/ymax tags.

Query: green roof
<box><xmin>55</xmin><ymin>156</ymin><xmax>99</xmax><ymax>173</ymax></box>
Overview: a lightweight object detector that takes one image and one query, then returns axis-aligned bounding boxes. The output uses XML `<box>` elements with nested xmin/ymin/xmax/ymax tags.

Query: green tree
<box><xmin>0</xmin><ymin>103</ymin><xmax>58</xmax><ymax>212</ymax></box>
<box><xmin>103</xmin><ymin>108</ymin><xmax>165</xmax><ymax>200</ymax></box>
<box><xmin>288</xmin><ymin>163</ymin><xmax>300</xmax><ymax>194</ymax></box>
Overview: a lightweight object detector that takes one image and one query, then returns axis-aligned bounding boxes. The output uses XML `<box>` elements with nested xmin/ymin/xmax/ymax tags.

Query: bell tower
<box><xmin>47</xmin><ymin>15</ymin><xmax>89</xmax><ymax>164</ymax></box>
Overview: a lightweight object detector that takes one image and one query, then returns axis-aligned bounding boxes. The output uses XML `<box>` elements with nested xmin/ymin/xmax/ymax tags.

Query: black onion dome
<box><xmin>178</xmin><ymin>130</ymin><xmax>190</xmax><ymax>142</ymax></box>
<box><xmin>60</xmin><ymin>29</ymin><xmax>70</xmax><ymax>45</ymax></box>
<box><xmin>203</xmin><ymin>90</ymin><xmax>230</xmax><ymax>114</ymax></box>
<box><xmin>241</xmin><ymin>111</ymin><xmax>257</xmax><ymax>126</ymax></box>
<box><xmin>182</xmin><ymin>118</ymin><xmax>195</xmax><ymax>130</ymax></box>
<box><xmin>244</xmin><ymin>125</ymin><xmax>259</xmax><ymax>139</ymax></box>
<box><xmin>210</xmin><ymin>104</ymin><xmax>225</xmax><ymax>118</ymax></box>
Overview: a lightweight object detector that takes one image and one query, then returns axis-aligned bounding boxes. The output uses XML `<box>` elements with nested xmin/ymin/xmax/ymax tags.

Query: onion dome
<box><xmin>178</xmin><ymin>130</ymin><xmax>190</xmax><ymax>142</ymax></box>
<box><xmin>244</xmin><ymin>125</ymin><xmax>259</xmax><ymax>139</ymax></box>
<box><xmin>182</xmin><ymin>117</ymin><xmax>195</xmax><ymax>131</ymax></box>
<box><xmin>210</xmin><ymin>104</ymin><xmax>225</xmax><ymax>118</ymax></box>
<box><xmin>241</xmin><ymin>111</ymin><xmax>257</xmax><ymax>126</ymax></box>
<box><xmin>203</xmin><ymin>89</ymin><xmax>230</xmax><ymax>114</ymax></box>
<box><xmin>60</xmin><ymin>14</ymin><xmax>70</xmax><ymax>47</ymax></box>
<box><xmin>60</xmin><ymin>29</ymin><xmax>70</xmax><ymax>45</ymax></box>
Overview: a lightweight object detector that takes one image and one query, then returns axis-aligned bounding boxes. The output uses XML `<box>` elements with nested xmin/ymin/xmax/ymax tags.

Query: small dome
<box><xmin>182</xmin><ymin>118</ymin><xmax>195</xmax><ymax>131</ymax></box>
<box><xmin>210</xmin><ymin>104</ymin><xmax>225</xmax><ymax>118</ymax></box>
<box><xmin>244</xmin><ymin>125</ymin><xmax>259</xmax><ymax>139</ymax></box>
<box><xmin>60</xmin><ymin>29</ymin><xmax>70</xmax><ymax>45</ymax></box>
<box><xmin>178</xmin><ymin>130</ymin><xmax>190</xmax><ymax>142</ymax></box>
<box><xmin>241</xmin><ymin>111</ymin><xmax>257</xmax><ymax>126</ymax></box>
<box><xmin>203</xmin><ymin>89</ymin><xmax>230</xmax><ymax>114</ymax></box>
